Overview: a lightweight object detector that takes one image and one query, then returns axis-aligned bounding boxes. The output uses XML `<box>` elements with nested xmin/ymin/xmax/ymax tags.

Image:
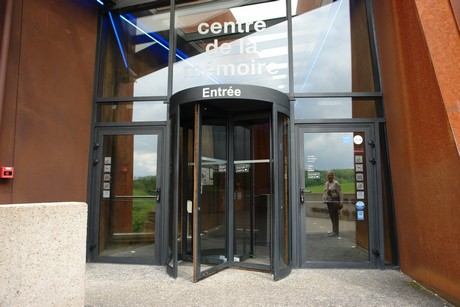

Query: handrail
<box><xmin>113</xmin><ymin>195</ymin><xmax>156</xmax><ymax>199</ymax></box>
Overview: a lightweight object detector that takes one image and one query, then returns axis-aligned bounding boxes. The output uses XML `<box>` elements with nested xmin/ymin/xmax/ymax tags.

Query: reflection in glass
<box><xmin>198</xmin><ymin>124</ymin><xmax>227</xmax><ymax>267</ymax></box>
<box><xmin>99</xmin><ymin>134</ymin><xmax>158</xmax><ymax>260</ymax></box>
<box><xmin>167</xmin><ymin>115</ymin><xmax>177</xmax><ymax>272</ymax></box>
<box><xmin>98</xmin><ymin>101</ymin><xmax>167</xmax><ymax>122</ymax></box>
<box><xmin>100</xmin><ymin>0</ymin><xmax>377</xmax><ymax>98</ymax></box>
<box><xmin>294</xmin><ymin>98</ymin><xmax>381</xmax><ymax>119</ymax></box>
<box><xmin>233</xmin><ymin>118</ymin><xmax>271</xmax><ymax>266</ymax></box>
<box><xmin>173</xmin><ymin>0</ymin><xmax>288</xmax><ymax>93</ymax></box>
<box><xmin>278</xmin><ymin>113</ymin><xmax>289</xmax><ymax>270</ymax></box>
<box><xmin>293</xmin><ymin>0</ymin><xmax>351</xmax><ymax>93</ymax></box>
<box><xmin>303</xmin><ymin>132</ymin><xmax>369</xmax><ymax>262</ymax></box>
<box><xmin>292</xmin><ymin>0</ymin><xmax>376</xmax><ymax>93</ymax></box>
<box><xmin>101</xmin><ymin>7</ymin><xmax>171</xmax><ymax>97</ymax></box>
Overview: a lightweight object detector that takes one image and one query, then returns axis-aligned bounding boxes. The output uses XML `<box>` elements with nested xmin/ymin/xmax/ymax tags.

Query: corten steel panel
<box><xmin>2</xmin><ymin>0</ymin><xmax>98</xmax><ymax>203</ymax></box>
<box><xmin>0</xmin><ymin>0</ymin><xmax>22</xmax><ymax>203</ymax></box>
<box><xmin>414</xmin><ymin>0</ymin><xmax>460</xmax><ymax>154</ymax></box>
<box><xmin>373</xmin><ymin>0</ymin><xmax>460</xmax><ymax>304</ymax></box>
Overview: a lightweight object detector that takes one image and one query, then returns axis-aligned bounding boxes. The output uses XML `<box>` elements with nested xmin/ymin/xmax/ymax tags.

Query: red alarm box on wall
<box><xmin>0</xmin><ymin>166</ymin><xmax>14</xmax><ymax>178</ymax></box>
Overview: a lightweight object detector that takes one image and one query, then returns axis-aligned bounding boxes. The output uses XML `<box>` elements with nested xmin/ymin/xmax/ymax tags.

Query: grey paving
<box><xmin>85</xmin><ymin>263</ymin><xmax>453</xmax><ymax>306</ymax></box>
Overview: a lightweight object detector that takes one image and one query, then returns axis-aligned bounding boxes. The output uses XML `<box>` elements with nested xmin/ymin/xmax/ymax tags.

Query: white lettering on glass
<box><xmin>202</xmin><ymin>86</ymin><xmax>242</xmax><ymax>98</ymax></box>
<box><xmin>197</xmin><ymin>20</ymin><xmax>266</xmax><ymax>35</ymax></box>
<box><xmin>194</xmin><ymin>18</ymin><xmax>283</xmax><ymax>80</ymax></box>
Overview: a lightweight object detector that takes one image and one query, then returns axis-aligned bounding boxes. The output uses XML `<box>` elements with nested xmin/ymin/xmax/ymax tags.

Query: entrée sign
<box><xmin>202</xmin><ymin>86</ymin><xmax>242</xmax><ymax>98</ymax></box>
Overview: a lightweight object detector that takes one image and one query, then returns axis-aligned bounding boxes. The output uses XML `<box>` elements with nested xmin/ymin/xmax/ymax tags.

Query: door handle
<box><xmin>156</xmin><ymin>188</ymin><xmax>161</xmax><ymax>202</ymax></box>
<box><xmin>300</xmin><ymin>188</ymin><xmax>305</xmax><ymax>204</ymax></box>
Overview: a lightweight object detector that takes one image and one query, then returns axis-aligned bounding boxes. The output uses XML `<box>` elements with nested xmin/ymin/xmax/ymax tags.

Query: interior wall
<box><xmin>373</xmin><ymin>0</ymin><xmax>460</xmax><ymax>304</ymax></box>
<box><xmin>0</xmin><ymin>0</ymin><xmax>98</xmax><ymax>203</ymax></box>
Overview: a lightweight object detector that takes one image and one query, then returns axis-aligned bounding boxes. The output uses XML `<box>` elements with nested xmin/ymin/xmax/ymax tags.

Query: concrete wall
<box><xmin>0</xmin><ymin>202</ymin><xmax>87</xmax><ymax>306</ymax></box>
<box><xmin>373</xmin><ymin>0</ymin><xmax>460</xmax><ymax>304</ymax></box>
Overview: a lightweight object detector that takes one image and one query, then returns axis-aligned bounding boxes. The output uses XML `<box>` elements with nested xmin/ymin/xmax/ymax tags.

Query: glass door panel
<box><xmin>274</xmin><ymin>112</ymin><xmax>291</xmax><ymax>280</ymax></box>
<box><xmin>198</xmin><ymin>124</ymin><xmax>228</xmax><ymax>267</ymax></box>
<box><xmin>187</xmin><ymin>105</ymin><xmax>230</xmax><ymax>281</ymax></box>
<box><xmin>167</xmin><ymin>114</ymin><xmax>178</xmax><ymax>277</ymax></box>
<box><xmin>97</xmin><ymin>133</ymin><xmax>160</xmax><ymax>263</ymax></box>
<box><xmin>300</xmin><ymin>129</ymin><xmax>372</xmax><ymax>264</ymax></box>
<box><xmin>233</xmin><ymin>117</ymin><xmax>271</xmax><ymax>266</ymax></box>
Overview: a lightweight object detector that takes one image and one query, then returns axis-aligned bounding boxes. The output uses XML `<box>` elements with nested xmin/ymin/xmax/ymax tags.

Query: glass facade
<box><xmin>294</xmin><ymin>98</ymin><xmax>381</xmax><ymax>119</ymax></box>
<box><xmin>91</xmin><ymin>0</ymin><xmax>396</xmax><ymax>272</ymax></box>
<box><xmin>98</xmin><ymin>0</ymin><xmax>379</xmax><ymax>100</ymax></box>
<box><xmin>97</xmin><ymin>101</ymin><xmax>167</xmax><ymax>122</ymax></box>
<box><xmin>99</xmin><ymin>5</ymin><xmax>172</xmax><ymax>97</ymax></box>
<box><xmin>173</xmin><ymin>0</ymin><xmax>289</xmax><ymax>92</ymax></box>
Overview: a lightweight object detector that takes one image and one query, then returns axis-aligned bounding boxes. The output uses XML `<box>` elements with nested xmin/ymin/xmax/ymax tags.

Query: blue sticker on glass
<box><xmin>357</xmin><ymin>210</ymin><xmax>364</xmax><ymax>221</ymax></box>
<box><xmin>356</xmin><ymin>201</ymin><xmax>365</xmax><ymax>210</ymax></box>
<box><xmin>342</xmin><ymin>136</ymin><xmax>352</xmax><ymax>144</ymax></box>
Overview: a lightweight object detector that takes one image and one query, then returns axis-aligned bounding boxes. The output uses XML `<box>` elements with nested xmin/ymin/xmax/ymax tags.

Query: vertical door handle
<box><xmin>300</xmin><ymin>188</ymin><xmax>305</xmax><ymax>204</ymax></box>
<box><xmin>156</xmin><ymin>188</ymin><xmax>161</xmax><ymax>202</ymax></box>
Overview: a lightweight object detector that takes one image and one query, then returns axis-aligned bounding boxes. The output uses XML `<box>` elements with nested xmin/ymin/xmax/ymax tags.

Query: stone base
<box><xmin>0</xmin><ymin>202</ymin><xmax>87</xmax><ymax>306</ymax></box>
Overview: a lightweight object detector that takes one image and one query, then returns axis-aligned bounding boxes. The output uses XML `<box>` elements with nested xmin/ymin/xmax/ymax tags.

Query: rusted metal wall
<box><xmin>0</xmin><ymin>0</ymin><xmax>98</xmax><ymax>203</ymax></box>
<box><xmin>373</xmin><ymin>0</ymin><xmax>460</xmax><ymax>304</ymax></box>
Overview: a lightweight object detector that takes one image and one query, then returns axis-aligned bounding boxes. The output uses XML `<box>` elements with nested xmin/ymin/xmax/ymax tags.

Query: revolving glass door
<box><xmin>167</xmin><ymin>87</ymin><xmax>291</xmax><ymax>282</ymax></box>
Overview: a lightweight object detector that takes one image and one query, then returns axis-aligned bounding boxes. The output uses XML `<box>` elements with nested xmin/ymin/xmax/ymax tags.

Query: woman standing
<box><xmin>323</xmin><ymin>171</ymin><xmax>343</xmax><ymax>237</ymax></box>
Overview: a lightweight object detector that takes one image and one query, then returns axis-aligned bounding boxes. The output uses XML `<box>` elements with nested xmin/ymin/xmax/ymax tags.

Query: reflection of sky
<box><xmin>134</xmin><ymin>69</ymin><xmax>168</xmax><ymax>97</ymax></box>
<box><xmin>131</xmin><ymin>0</ymin><xmax>351</xmax><ymax>95</ymax></box>
<box><xmin>171</xmin><ymin>3</ymin><xmax>290</xmax><ymax>92</ymax></box>
<box><xmin>292</xmin><ymin>0</ymin><xmax>351</xmax><ymax>92</ymax></box>
<box><xmin>304</xmin><ymin>133</ymin><xmax>354</xmax><ymax>171</ymax></box>
<box><xmin>132</xmin><ymin>101</ymin><xmax>167</xmax><ymax>121</ymax></box>
<box><xmin>230</xmin><ymin>0</ymin><xmax>292</xmax><ymax>22</ymax></box>
<box><xmin>295</xmin><ymin>97</ymin><xmax>352</xmax><ymax>119</ymax></box>
<box><xmin>134</xmin><ymin>135</ymin><xmax>158</xmax><ymax>177</ymax></box>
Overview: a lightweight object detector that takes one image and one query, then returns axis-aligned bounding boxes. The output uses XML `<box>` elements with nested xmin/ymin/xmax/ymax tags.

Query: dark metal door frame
<box><xmin>296</xmin><ymin>123</ymin><xmax>383</xmax><ymax>269</ymax></box>
<box><xmin>88</xmin><ymin>126</ymin><xmax>165</xmax><ymax>265</ymax></box>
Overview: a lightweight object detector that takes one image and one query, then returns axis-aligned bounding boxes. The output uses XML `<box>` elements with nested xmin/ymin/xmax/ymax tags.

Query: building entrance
<box><xmin>167</xmin><ymin>85</ymin><xmax>291</xmax><ymax>281</ymax></box>
<box><xmin>297</xmin><ymin>124</ymin><xmax>382</xmax><ymax>267</ymax></box>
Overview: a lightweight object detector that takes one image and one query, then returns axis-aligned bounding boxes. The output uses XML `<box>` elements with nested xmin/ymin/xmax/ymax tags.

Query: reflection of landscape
<box><xmin>98</xmin><ymin>133</ymin><xmax>158</xmax><ymax>261</ymax></box>
<box><xmin>132</xmin><ymin>176</ymin><xmax>157</xmax><ymax>233</ymax></box>
<box><xmin>99</xmin><ymin>176</ymin><xmax>156</xmax><ymax>259</ymax></box>
<box><xmin>305</xmin><ymin>169</ymin><xmax>369</xmax><ymax>263</ymax></box>
<box><xmin>305</xmin><ymin>169</ymin><xmax>355</xmax><ymax>194</ymax></box>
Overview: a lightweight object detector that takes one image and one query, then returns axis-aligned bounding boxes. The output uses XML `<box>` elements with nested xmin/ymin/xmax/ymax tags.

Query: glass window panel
<box><xmin>350</xmin><ymin>0</ymin><xmax>377</xmax><ymax>92</ymax></box>
<box><xmin>294</xmin><ymin>98</ymin><xmax>381</xmax><ymax>119</ymax></box>
<box><xmin>97</xmin><ymin>101</ymin><xmax>167</xmax><ymax>122</ymax></box>
<box><xmin>100</xmin><ymin>6</ymin><xmax>171</xmax><ymax>98</ymax></box>
<box><xmin>173</xmin><ymin>0</ymin><xmax>289</xmax><ymax>93</ymax></box>
<box><xmin>292</xmin><ymin>0</ymin><xmax>376</xmax><ymax>93</ymax></box>
<box><xmin>292</xmin><ymin>0</ymin><xmax>351</xmax><ymax>93</ymax></box>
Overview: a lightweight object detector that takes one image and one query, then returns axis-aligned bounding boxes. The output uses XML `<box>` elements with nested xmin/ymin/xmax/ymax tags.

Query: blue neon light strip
<box><xmin>120</xmin><ymin>15</ymin><xmax>188</xmax><ymax>61</ymax></box>
<box><xmin>124</xmin><ymin>14</ymin><xmax>189</xmax><ymax>61</ymax></box>
<box><xmin>108</xmin><ymin>12</ymin><xmax>129</xmax><ymax>69</ymax></box>
<box><xmin>97</xmin><ymin>0</ymin><xmax>104</xmax><ymax>5</ymax></box>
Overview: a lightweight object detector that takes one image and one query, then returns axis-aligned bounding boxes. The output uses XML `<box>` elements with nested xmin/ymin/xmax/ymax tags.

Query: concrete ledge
<box><xmin>0</xmin><ymin>202</ymin><xmax>87</xmax><ymax>306</ymax></box>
